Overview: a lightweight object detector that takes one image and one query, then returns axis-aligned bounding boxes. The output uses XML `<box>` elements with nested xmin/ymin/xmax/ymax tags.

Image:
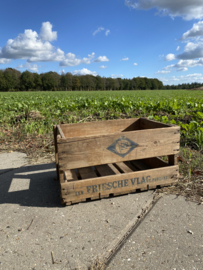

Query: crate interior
<box><xmin>64</xmin><ymin>157</ymin><xmax>170</xmax><ymax>183</ymax></box>
<box><xmin>59</xmin><ymin>118</ymin><xmax>171</xmax><ymax>139</ymax></box>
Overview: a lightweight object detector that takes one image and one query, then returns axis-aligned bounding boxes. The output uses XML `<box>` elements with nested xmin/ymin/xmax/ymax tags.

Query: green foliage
<box><xmin>1</xmin><ymin>90</ymin><xmax>203</xmax><ymax>150</ymax></box>
<box><xmin>0</xmin><ymin>68</ymin><xmax>164</xmax><ymax>91</ymax></box>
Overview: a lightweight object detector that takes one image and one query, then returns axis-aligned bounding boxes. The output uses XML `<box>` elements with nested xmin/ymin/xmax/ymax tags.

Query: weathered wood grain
<box><xmin>53</xmin><ymin>126</ymin><xmax>59</xmax><ymax>181</ymax></box>
<box><xmin>57</xmin><ymin>125</ymin><xmax>65</xmax><ymax>138</ymax></box>
<box><xmin>64</xmin><ymin>169</ymin><xmax>78</xmax><ymax>182</ymax></box>
<box><xmin>60</xmin><ymin>118</ymin><xmax>140</xmax><ymax>138</ymax></box>
<box><xmin>57</xmin><ymin>127</ymin><xmax>180</xmax><ymax>170</ymax></box>
<box><xmin>78</xmin><ymin>167</ymin><xmax>98</xmax><ymax>179</ymax></box>
<box><xmin>114</xmin><ymin>161</ymin><xmax>137</xmax><ymax>173</ymax></box>
<box><xmin>61</xmin><ymin>165</ymin><xmax>179</xmax><ymax>202</ymax></box>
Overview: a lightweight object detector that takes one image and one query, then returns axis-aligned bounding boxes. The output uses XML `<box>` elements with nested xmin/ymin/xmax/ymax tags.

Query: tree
<box><xmin>96</xmin><ymin>76</ymin><xmax>103</xmax><ymax>90</ymax></box>
<box><xmin>72</xmin><ymin>77</ymin><xmax>81</xmax><ymax>90</ymax></box>
<box><xmin>20</xmin><ymin>70</ymin><xmax>34</xmax><ymax>91</ymax></box>
<box><xmin>0</xmin><ymin>70</ymin><xmax>7</xmax><ymax>91</ymax></box>
<box><xmin>60</xmin><ymin>75</ymin><xmax>68</xmax><ymax>90</ymax></box>
<box><xmin>41</xmin><ymin>72</ymin><xmax>60</xmax><ymax>90</ymax></box>
<box><xmin>4</xmin><ymin>68</ymin><xmax>21</xmax><ymax>90</ymax></box>
<box><xmin>33</xmin><ymin>73</ymin><xmax>42</xmax><ymax>90</ymax></box>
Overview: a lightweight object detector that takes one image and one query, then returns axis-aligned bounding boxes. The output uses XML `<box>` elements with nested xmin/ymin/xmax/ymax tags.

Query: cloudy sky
<box><xmin>1</xmin><ymin>0</ymin><xmax>203</xmax><ymax>85</ymax></box>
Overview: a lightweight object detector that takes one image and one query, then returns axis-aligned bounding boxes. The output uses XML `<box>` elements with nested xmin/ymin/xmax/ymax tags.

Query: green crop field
<box><xmin>1</xmin><ymin>90</ymin><xmax>203</xmax><ymax>148</ymax></box>
<box><xmin>0</xmin><ymin>90</ymin><xmax>203</xmax><ymax>202</ymax></box>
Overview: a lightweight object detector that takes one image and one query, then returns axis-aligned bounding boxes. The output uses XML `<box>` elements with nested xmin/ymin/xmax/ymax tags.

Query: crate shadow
<box><xmin>0</xmin><ymin>163</ymin><xmax>62</xmax><ymax>208</ymax></box>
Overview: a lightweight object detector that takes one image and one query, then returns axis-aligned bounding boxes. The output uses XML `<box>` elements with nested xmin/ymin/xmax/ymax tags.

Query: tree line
<box><xmin>163</xmin><ymin>82</ymin><xmax>203</xmax><ymax>90</ymax></box>
<box><xmin>1</xmin><ymin>67</ymin><xmax>202</xmax><ymax>91</ymax></box>
<box><xmin>0</xmin><ymin>68</ymin><xmax>164</xmax><ymax>91</ymax></box>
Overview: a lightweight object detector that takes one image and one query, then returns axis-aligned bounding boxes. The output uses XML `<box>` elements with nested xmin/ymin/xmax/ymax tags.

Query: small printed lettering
<box><xmin>85</xmin><ymin>175</ymin><xmax>169</xmax><ymax>194</ymax></box>
<box><xmin>124</xmin><ymin>179</ymin><xmax>128</xmax><ymax>187</ymax></box>
<box><xmin>118</xmin><ymin>180</ymin><xmax>123</xmax><ymax>188</ymax></box>
<box><xmin>75</xmin><ymin>191</ymin><xmax>84</xmax><ymax>196</ymax></box>
<box><xmin>130</xmin><ymin>178</ymin><xmax>136</xmax><ymax>185</ymax></box>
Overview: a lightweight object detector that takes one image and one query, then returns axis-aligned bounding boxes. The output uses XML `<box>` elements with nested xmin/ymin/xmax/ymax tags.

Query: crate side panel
<box><xmin>58</xmin><ymin>127</ymin><xmax>180</xmax><ymax>169</ymax></box>
<box><xmin>60</xmin><ymin>118</ymin><xmax>140</xmax><ymax>138</ymax></box>
<box><xmin>61</xmin><ymin>165</ymin><xmax>179</xmax><ymax>202</ymax></box>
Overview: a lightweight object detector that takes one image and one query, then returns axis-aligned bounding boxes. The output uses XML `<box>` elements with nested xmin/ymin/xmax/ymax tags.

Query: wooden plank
<box><xmin>114</xmin><ymin>162</ymin><xmax>136</xmax><ymax>173</ymax></box>
<box><xmin>140</xmin><ymin>118</ymin><xmax>175</xmax><ymax>129</ymax></box>
<box><xmin>107</xmin><ymin>164</ymin><xmax>120</xmax><ymax>174</ymax></box>
<box><xmin>168</xmin><ymin>154</ymin><xmax>178</xmax><ymax>165</ymax></box>
<box><xmin>130</xmin><ymin>160</ymin><xmax>151</xmax><ymax>170</ymax></box>
<box><xmin>78</xmin><ymin>167</ymin><xmax>98</xmax><ymax>179</ymax></box>
<box><xmin>58</xmin><ymin>126</ymin><xmax>180</xmax><ymax>170</ymax></box>
<box><xmin>144</xmin><ymin>157</ymin><xmax>168</xmax><ymax>168</ymax></box>
<box><xmin>64</xmin><ymin>169</ymin><xmax>78</xmax><ymax>182</ymax></box>
<box><xmin>53</xmin><ymin>125</ymin><xmax>60</xmax><ymax>181</ymax></box>
<box><xmin>60</xmin><ymin>118</ymin><xmax>140</xmax><ymax>138</ymax></box>
<box><xmin>57</xmin><ymin>125</ymin><xmax>65</xmax><ymax>138</ymax></box>
<box><xmin>61</xmin><ymin>166</ymin><xmax>179</xmax><ymax>202</ymax></box>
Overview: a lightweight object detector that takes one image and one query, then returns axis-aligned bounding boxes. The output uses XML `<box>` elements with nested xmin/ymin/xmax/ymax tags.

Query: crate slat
<box><xmin>61</xmin><ymin>165</ymin><xmax>179</xmax><ymax>204</ymax></box>
<box><xmin>114</xmin><ymin>162</ymin><xmax>136</xmax><ymax>173</ymax></box>
<box><xmin>95</xmin><ymin>164</ymin><xmax>119</xmax><ymax>177</ymax></box>
<box><xmin>58</xmin><ymin>127</ymin><xmax>180</xmax><ymax>170</ymax></box>
<box><xmin>78</xmin><ymin>167</ymin><xmax>98</xmax><ymax>179</ymax></box>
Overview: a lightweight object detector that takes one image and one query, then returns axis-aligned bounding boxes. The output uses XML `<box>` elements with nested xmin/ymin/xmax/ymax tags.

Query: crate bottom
<box><xmin>60</xmin><ymin>158</ymin><xmax>178</xmax><ymax>206</ymax></box>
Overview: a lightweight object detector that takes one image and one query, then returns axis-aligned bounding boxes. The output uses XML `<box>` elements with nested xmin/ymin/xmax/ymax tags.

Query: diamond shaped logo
<box><xmin>107</xmin><ymin>136</ymin><xmax>138</xmax><ymax>158</ymax></box>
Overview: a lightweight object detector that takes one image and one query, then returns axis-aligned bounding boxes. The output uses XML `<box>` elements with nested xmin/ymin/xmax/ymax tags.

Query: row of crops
<box><xmin>1</xmin><ymin>90</ymin><xmax>203</xmax><ymax>149</ymax></box>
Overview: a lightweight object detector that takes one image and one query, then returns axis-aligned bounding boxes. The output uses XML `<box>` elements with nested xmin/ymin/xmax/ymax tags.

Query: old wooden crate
<box><xmin>53</xmin><ymin>118</ymin><xmax>180</xmax><ymax>205</ymax></box>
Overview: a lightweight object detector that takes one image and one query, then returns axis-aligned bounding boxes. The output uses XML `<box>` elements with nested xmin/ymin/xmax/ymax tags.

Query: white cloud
<box><xmin>133</xmin><ymin>63</ymin><xmax>138</xmax><ymax>65</ymax></box>
<box><xmin>177</xmin><ymin>67</ymin><xmax>188</xmax><ymax>72</ymax></box>
<box><xmin>59</xmin><ymin>69</ymin><xmax>65</xmax><ymax>75</ymax></box>
<box><xmin>93</xmin><ymin>27</ymin><xmax>104</xmax><ymax>36</ymax></box>
<box><xmin>17</xmin><ymin>62</ymin><xmax>40</xmax><ymax>72</ymax></box>
<box><xmin>0</xmin><ymin>22</ymin><xmax>96</xmax><ymax>68</ymax></box>
<box><xmin>105</xmin><ymin>30</ymin><xmax>110</xmax><ymax>36</ymax></box>
<box><xmin>165</xmin><ymin>53</ymin><xmax>176</xmax><ymax>61</ymax></box>
<box><xmin>71</xmin><ymin>68</ymin><xmax>97</xmax><ymax>76</ymax></box>
<box><xmin>176</xmin><ymin>46</ymin><xmax>180</xmax><ymax>51</ymax></box>
<box><xmin>162</xmin><ymin>59</ymin><xmax>203</xmax><ymax>72</ymax></box>
<box><xmin>181</xmin><ymin>21</ymin><xmax>203</xmax><ymax>40</ymax></box>
<box><xmin>60</xmin><ymin>52</ymin><xmax>95</xmax><ymax>67</ymax></box>
<box><xmin>121</xmin><ymin>57</ymin><xmax>129</xmax><ymax>61</ymax></box>
<box><xmin>125</xmin><ymin>0</ymin><xmax>203</xmax><ymax>20</ymax></box>
<box><xmin>156</xmin><ymin>70</ymin><xmax>171</xmax><ymax>74</ymax></box>
<box><xmin>177</xmin><ymin>41</ymin><xmax>203</xmax><ymax>59</ymax></box>
<box><xmin>111</xmin><ymin>74</ymin><xmax>124</xmax><ymax>78</ymax></box>
<box><xmin>29</xmin><ymin>48</ymin><xmax>65</xmax><ymax>62</ymax></box>
<box><xmin>99</xmin><ymin>65</ymin><xmax>107</xmax><ymax>69</ymax></box>
<box><xmin>94</xmin><ymin>56</ymin><xmax>109</xmax><ymax>62</ymax></box>
<box><xmin>159</xmin><ymin>73</ymin><xmax>203</xmax><ymax>85</ymax></box>
<box><xmin>0</xmin><ymin>58</ymin><xmax>11</xmax><ymax>64</ymax></box>
<box><xmin>0</xmin><ymin>22</ymin><xmax>64</xmax><ymax>64</ymax></box>
<box><xmin>93</xmin><ymin>27</ymin><xmax>110</xmax><ymax>36</ymax></box>
<box><xmin>40</xmin><ymin>22</ymin><xmax>57</xmax><ymax>42</ymax></box>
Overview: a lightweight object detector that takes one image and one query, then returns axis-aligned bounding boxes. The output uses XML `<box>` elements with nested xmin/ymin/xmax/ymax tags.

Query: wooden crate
<box><xmin>53</xmin><ymin>118</ymin><xmax>180</xmax><ymax>205</ymax></box>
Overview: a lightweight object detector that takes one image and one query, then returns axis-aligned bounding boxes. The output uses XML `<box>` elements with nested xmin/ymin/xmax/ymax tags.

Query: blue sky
<box><xmin>1</xmin><ymin>0</ymin><xmax>203</xmax><ymax>85</ymax></box>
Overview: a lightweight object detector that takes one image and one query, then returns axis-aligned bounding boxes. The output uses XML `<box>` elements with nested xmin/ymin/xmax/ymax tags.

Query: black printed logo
<box><xmin>107</xmin><ymin>136</ymin><xmax>138</xmax><ymax>158</ymax></box>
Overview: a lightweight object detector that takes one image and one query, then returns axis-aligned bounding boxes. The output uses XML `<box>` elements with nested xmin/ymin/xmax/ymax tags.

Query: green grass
<box><xmin>1</xmin><ymin>89</ymin><xmax>203</xmax><ymax>139</ymax></box>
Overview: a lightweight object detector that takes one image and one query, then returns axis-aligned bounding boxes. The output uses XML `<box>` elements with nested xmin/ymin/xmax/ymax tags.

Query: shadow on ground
<box><xmin>0</xmin><ymin>163</ymin><xmax>62</xmax><ymax>208</ymax></box>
